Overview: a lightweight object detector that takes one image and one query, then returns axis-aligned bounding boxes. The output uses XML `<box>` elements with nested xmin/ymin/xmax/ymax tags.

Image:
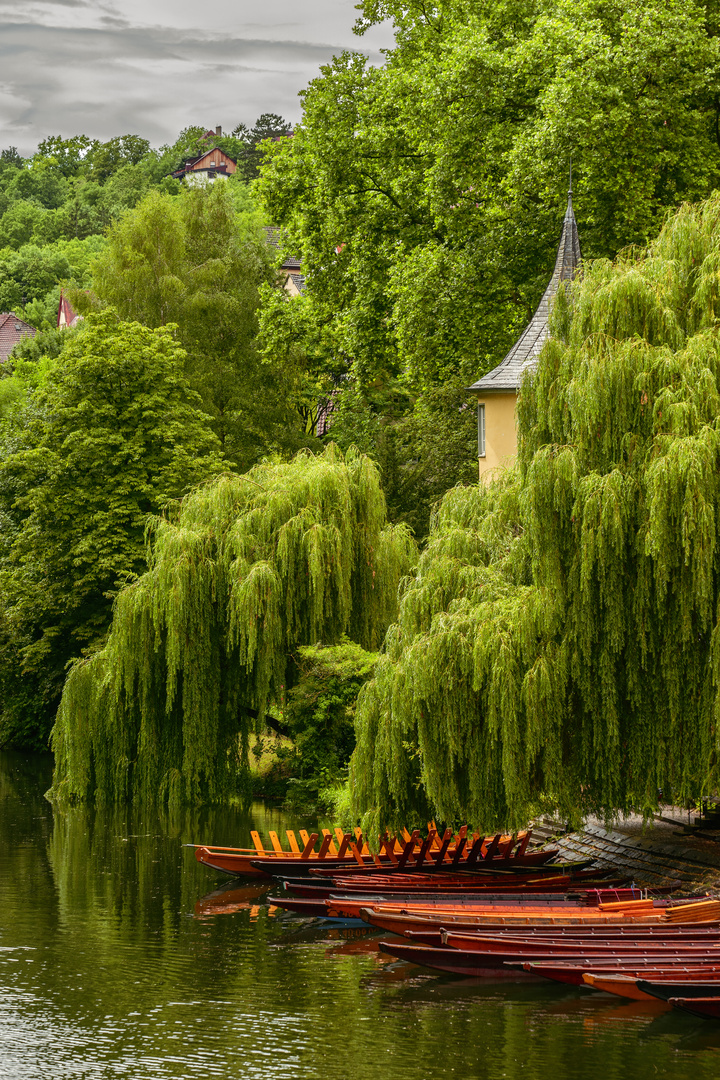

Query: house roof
<box><xmin>57</xmin><ymin>290</ymin><xmax>79</xmax><ymax>328</ymax></box>
<box><xmin>469</xmin><ymin>193</ymin><xmax>581</xmax><ymax>394</ymax></box>
<box><xmin>288</xmin><ymin>273</ymin><xmax>306</xmax><ymax>295</ymax></box>
<box><xmin>263</xmin><ymin>226</ymin><xmax>302</xmax><ymax>269</ymax></box>
<box><xmin>170</xmin><ymin>147</ymin><xmax>237</xmax><ymax>179</ymax></box>
<box><xmin>0</xmin><ymin>311</ymin><xmax>36</xmax><ymax>363</ymax></box>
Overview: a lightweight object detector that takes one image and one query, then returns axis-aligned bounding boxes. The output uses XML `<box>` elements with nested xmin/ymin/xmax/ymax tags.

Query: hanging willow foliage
<box><xmin>49</xmin><ymin>445</ymin><xmax>417</xmax><ymax>805</ymax></box>
<box><xmin>351</xmin><ymin>193</ymin><xmax>720</xmax><ymax>834</ymax></box>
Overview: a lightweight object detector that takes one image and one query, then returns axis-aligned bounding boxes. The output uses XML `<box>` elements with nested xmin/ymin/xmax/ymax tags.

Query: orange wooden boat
<box><xmin>331</xmin><ymin>897</ymin><xmax>670</xmax><ymax>923</ymax></box>
<box><xmin>360</xmin><ymin>897</ymin><xmax>720</xmax><ymax>927</ymax></box>
<box><xmin>194</xmin><ymin>826</ymin><xmax>535</xmax><ymax>878</ymax></box>
<box><xmin>582</xmin><ymin>973</ymin><xmax>661</xmax><ymax>1000</ymax></box>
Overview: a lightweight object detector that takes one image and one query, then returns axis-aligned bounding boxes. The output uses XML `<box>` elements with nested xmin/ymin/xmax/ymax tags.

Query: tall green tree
<box><xmin>49</xmin><ymin>445</ymin><xmax>417</xmax><ymax>805</ymax></box>
<box><xmin>350</xmin><ymin>192</ymin><xmax>720</xmax><ymax>834</ymax></box>
<box><xmin>256</xmin><ymin>0</ymin><xmax>720</xmax><ymax>526</ymax></box>
<box><xmin>0</xmin><ymin>311</ymin><xmax>223</xmax><ymax>750</ymax></box>
<box><xmin>85</xmin><ymin>182</ymin><xmax>309</xmax><ymax>469</ymax></box>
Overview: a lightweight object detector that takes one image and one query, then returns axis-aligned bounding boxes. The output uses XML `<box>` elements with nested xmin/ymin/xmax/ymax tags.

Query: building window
<box><xmin>477</xmin><ymin>402</ymin><xmax>486</xmax><ymax>458</ymax></box>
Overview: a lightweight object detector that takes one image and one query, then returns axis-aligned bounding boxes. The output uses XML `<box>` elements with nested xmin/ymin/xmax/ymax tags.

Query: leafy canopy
<box><xmin>84</xmin><ymin>181</ymin><xmax>311</xmax><ymax>469</ymax></box>
<box><xmin>0</xmin><ymin>311</ymin><xmax>223</xmax><ymax>749</ymax></box>
<box><xmin>50</xmin><ymin>445</ymin><xmax>418</xmax><ymax>806</ymax></box>
<box><xmin>255</xmin><ymin>0</ymin><xmax>720</xmax><ymax>531</ymax></box>
<box><xmin>351</xmin><ymin>192</ymin><xmax>720</xmax><ymax>833</ymax></box>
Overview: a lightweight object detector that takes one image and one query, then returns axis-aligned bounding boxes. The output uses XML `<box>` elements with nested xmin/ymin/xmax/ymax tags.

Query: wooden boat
<box><xmin>268</xmin><ymin>890</ymin><xmax>628</xmax><ymax>920</ymax></box>
<box><xmin>638</xmin><ymin>977</ymin><xmax>720</xmax><ymax>1001</ymax></box>
<box><xmin>432</xmin><ymin>943</ymin><xmax>720</xmax><ymax>970</ymax></box>
<box><xmin>276</xmin><ymin>876</ymin><xmax>628</xmax><ymax>902</ymax></box>
<box><xmin>359</xmin><ymin>908</ymin><xmax>720</xmax><ymax>937</ymax></box>
<box><xmin>195</xmin><ymin>826</ymin><xmax>539</xmax><ymax>878</ymax></box>
<box><xmin>523</xmin><ymin>961</ymin><xmax>720</xmax><ymax>987</ymax></box>
<box><xmin>329</xmin><ymin>896</ymin><xmax>675</xmax><ymax>923</ymax></box>
<box><xmin>378</xmin><ymin>940</ymin><xmax>524</xmax><ymax>977</ymax></box>
<box><xmin>250</xmin><ymin>833</ymin><xmax>557</xmax><ymax>878</ymax></box>
<box><xmin>581</xmin><ymin>973</ymin><xmax>658</xmax><ymax>1001</ymax></box>
<box><xmin>669</xmin><ymin>996</ymin><xmax>720</xmax><ymax>1019</ymax></box>
<box><xmin>348</xmin><ymin>896</ymin><xmax>720</xmax><ymax>928</ymax></box>
<box><xmin>289</xmin><ymin>872</ymin><xmax>625</xmax><ymax>896</ymax></box>
<box><xmin>441</xmin><ymin>931</ymin><xmax>720</xmax><ymax>957</ymax></box>
<box><xmin>377</xmin><ymin>941</ymin><xmax>719</xmax><ymax>977</ymax></box>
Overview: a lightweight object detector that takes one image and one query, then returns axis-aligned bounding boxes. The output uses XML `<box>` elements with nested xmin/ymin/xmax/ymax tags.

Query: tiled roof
<box><xmin>263</xmin><ymin>226</ymin><xmax>302</xmax><ymax>269</ymax></box>
<box><xmin>0</xmin><ymin>311</ymin><xmax>36</xmax><ymax>363</ymax></box>
<box><xmin>469</xmin><ymin>194</ymin><xmax>581</xmax><ymax>393</ymax></box>
<box><xmin>288</xmin><ymin>273</ymin><xmax>306</xmax><ymax>295</ymax></box>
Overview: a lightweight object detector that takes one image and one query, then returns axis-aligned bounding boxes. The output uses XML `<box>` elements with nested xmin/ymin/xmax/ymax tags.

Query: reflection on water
<box><xmin>2</xmin><ymin>748</ymin><xmax>720</xmax><ymax>1079</ymax></box>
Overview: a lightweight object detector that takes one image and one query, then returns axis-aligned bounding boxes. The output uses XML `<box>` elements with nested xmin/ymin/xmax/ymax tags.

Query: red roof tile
<box><xmin>0</xmin><ymin>312</ymin><xmax>36</xmax><ymax>363</ymax></box>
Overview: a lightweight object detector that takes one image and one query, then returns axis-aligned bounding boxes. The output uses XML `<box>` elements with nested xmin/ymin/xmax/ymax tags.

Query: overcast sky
<box><xmin>0</xmin><ymin>0</ymin><xmax>395</xmax><ymax>156</ymax></box>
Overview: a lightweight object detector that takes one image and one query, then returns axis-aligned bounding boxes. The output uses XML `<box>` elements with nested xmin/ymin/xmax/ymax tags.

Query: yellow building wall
<box><xmin>477</xmin><ymin>392</ymin><xmax>518</xmax><ymax>480</ymax></box>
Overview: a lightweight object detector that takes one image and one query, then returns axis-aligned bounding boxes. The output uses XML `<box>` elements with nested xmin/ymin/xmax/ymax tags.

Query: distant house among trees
<box><xmin>171</xmin><ymin>127</ymin><xmax>237</xmax><ymax>184</ymax></box>
<box><xmin>263</xmin><ymin>227</ymin><xmax>305</xmax><ymax>296</ymax></box>
<box><xmin>0</xmin><ymin>312</ymin><xmax>36</xmax><ymax>362</ymax></box>
<box><xmin>57</xmin><ymin>290</ymin><xmax>81</xmax><ymax>329</ymax></box>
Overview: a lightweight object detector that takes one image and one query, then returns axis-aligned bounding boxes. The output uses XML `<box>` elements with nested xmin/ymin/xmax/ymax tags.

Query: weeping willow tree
<box><xmin>49</xmin><ymin>445</ymin><xmax>417</xmax><ymax>805</ymax></box>
<box><xmin>351</xmin><ymin>193</ymin><xmax>720</xmax><ymax>834</ymax></box>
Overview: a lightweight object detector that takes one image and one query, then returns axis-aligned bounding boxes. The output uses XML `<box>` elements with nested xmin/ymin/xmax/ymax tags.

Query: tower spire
<box><xmin>468</xmin><ymin>186</ymin><xmax>581</xmax><ymax>394</ymax></box>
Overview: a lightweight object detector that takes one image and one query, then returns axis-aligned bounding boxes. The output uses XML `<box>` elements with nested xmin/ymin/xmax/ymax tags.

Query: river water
<box><xmin>2</xmin><ymin>750</ymin><xmax>720</xmax><ymax>1079</ymax></box>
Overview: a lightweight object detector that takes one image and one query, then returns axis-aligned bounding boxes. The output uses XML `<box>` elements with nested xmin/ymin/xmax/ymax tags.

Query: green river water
<box><xmin>3</xmin><ymin>749</ymin><xmax>720</xmax><ymax>1079</ymax></box>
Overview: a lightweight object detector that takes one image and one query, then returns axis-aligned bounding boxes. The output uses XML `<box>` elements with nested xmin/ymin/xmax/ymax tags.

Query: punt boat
<box><xmin>522</xmin><ymin>961</ymin><xmax>720</xmax><ymax>987</ymax></box>
<box><xmin>669</xmin><ymin>996</ymin><xmax>720</xmax><ymax>1019</ymax></box>
<box><xmin>194</xmin><ymin>827</ymin><xmax>539</xmax><ymax>878</ymax></box>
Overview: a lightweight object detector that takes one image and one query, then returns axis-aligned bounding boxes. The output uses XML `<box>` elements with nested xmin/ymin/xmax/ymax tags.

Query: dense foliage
<box><xmin>0</xmin><ymin>312</ymin><xmax>224</xmax><ymax>749</ymax></box>
<box><xmin>81</xmin><ymin>182</ymin><xmax>311</xmax><ymax>469</ymax></box>
<box><xmin>280</xmin><ymin>639</ymin><xmax>380</xmax><ymax>806</ymax></box>
<box><xmin>256</xmin><ymin>0</ymin><xmax>720</xmax><ymax>531</ymax></box>
<box><xmin>350</xmin><ymin>194</ymin><xmax>720</xmax><ymax>832</ymax></box>
<box><xmin>0</xmin><ymin>115</ymin><xmax>289</xmax><ymax>332</ymax></box>
<box><xmin>50</xmin><ymin>446</ymin><xmax>417</xmax><ymax>805</ymax></box>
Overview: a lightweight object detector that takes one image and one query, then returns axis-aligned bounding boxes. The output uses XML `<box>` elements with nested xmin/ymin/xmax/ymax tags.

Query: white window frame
<box><xmin>477</xmin><ymin>402</ymin><xmax>486</xmax><ymax>458</ymax></box>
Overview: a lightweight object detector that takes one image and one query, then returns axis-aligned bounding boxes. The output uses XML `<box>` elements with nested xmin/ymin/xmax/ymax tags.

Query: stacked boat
<box><xmin>194</xmin><ymin>825</ymin><xmax>720</xmax><ymax>1020</ymax></box>
<box><xmin>193</xmin><ymin>825</ymin><xmax>545</xmax><ymax>877</ymax></box>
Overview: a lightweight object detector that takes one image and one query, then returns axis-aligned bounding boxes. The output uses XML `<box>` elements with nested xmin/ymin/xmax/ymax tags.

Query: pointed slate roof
<box><xmin>469</xmin><ymin>193</ymin><xmax>581</xmax><ymax>394</ymax></box>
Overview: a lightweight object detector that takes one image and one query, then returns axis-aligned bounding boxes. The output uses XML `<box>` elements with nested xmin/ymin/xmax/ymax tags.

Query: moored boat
<box><xmin>669</xmin><ymin>996</ymin><xmax>720</xmax><ymax>1020</ymax></box>
<box><xmin>194</xmin><ymin>826</ymin><xmax>541</xmax><ymax>878</ymax></box>
<box><xmin>581</xmin><ymin>973</ymin><xmax>664</xmax><ymax>1001</ymax></box>
<box><xmin>523</xmin><ymin>961</ymin><xmax>720</xmax><ymax>987</ymax></box>
<box><xmin>638</xmin><ymin>977</ymin><xmax>720</xmax><ymax>1001</ymax></box>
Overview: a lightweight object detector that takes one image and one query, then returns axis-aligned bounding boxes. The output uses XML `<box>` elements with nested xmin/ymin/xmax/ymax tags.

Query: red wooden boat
<box><xmin>347</xmin><ymin>895</ymin><xmax>720</xmax><ymax>927</ymax></box>
<box><xmin>523</xmin><ymin>961</ymin><xmax>720</xmax><ymax>987</ymax></box>
<box><xmin>290</xmin><ymin>872</ymin><xmax>623</xmax><ymax>896</ymax></box>
<box><xmin>669</xmin><ymin>996</ymin><xmax>720</xmax><ymax>1019</ymax></box>
<box><xmin>378</xmin><ymin>940</ymin><xmax>524</xmax><ymax>977</ymax></box>
<box><xmin>277</xmin><ymin>877</ymin><xmax>628</xmax><ymax>903</ymax></box>
<box><xmin>360</xmin><ymin>908</ymin><xmax>720</xmax><ymax>937</ymax></box>
<box><xmin>441</xmin><ymin>932</ymin><xmax>720</xmax><ymax>958</ymax></box>
<box><xmin>380</xmin><ymin>938</ymin><xmax>720</xmax><ymax>974</ymax></box>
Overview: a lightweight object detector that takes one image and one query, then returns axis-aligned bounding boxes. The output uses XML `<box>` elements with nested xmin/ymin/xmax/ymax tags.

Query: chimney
<box><xmin>216</xmin><ymin>125</ymin><xmax>222</xmax><ymax>137</ymax></box>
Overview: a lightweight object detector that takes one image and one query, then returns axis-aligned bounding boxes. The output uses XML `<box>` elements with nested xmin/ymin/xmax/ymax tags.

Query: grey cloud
<box><xmin>0</xmin><ymin>12</ymin><xmax>393</xmax><ymax>154</ymax></box>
